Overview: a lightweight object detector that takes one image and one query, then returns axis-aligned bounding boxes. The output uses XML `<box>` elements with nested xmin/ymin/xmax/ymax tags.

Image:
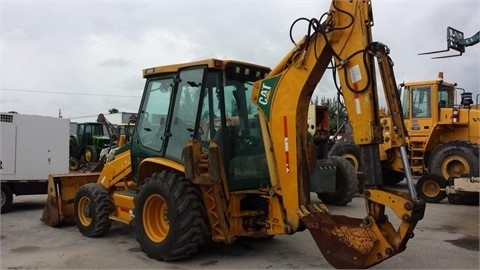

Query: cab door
<box><xmin>131</xmin><ymin>67</ymin><xmax>206</xmax><ymax>178</ymax></box>
<box><xmin>404</xmin><ymin>85</ymin><xmax>434</xmax><ymax>138</ymax></box>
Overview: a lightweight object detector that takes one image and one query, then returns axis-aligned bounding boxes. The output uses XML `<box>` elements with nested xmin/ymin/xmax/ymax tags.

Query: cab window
<box><xmin>400</xmin><ymin>86</ymin><xmax>410</xmax><ymax>118</ymax></box>
<box><xmin>164</xmin><ymin>68</ymin><xmax>203</xmax><ymax>160</ymax></box>
<box><xmin>136</xmin><ymin>77</ymin><xmax>174</xmax><ymax>152</ymax></box>
<box><xmin>438</xmin><ymin>86</ymin><xmax>454</xmax><ymax>108</ymax></box>
<box><xmin>412</xmin><ymin>86</ymin><xmax>431</xmax><ymax>118</ymax></box>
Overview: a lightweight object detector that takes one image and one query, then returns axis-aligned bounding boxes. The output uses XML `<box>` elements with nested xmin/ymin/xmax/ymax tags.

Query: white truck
<box><xmin>1</xmin><ymin>112</ymin><xmax>69</xmax><ymax>213</ymax></box>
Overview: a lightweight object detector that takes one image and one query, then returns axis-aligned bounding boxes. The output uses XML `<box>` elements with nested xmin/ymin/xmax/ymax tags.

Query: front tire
<box><xmin>428</xmin><ymin>141</ymin><xmax>479</xmax><ymax>179</ymax></box>
<box><xmin>415</xmin><ymin>174</ymin><xmax>447</xmax><ymax>203</ymax></box>
<box><xmin>134</xmin><ymin>170</ymin><xmax>209</xmax><ymax>261</ymax></box>
<box><xmin>69</xmin><ymin>157</ymin><xmax>81</xmax><ymax>171</ymax></box>
<box><xmin>74</xmin><ymin>183</ymin><xmax>114</xmax><ymax>237</ymax></box>
<box><xmin>84</xmin><ymin>145</ymin><xmax>98</xmax><ymax>162</ymax></box>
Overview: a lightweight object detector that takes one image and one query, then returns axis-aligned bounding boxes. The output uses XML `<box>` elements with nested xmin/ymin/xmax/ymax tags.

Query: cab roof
<box><xmin>142</xmin><ymin>59</ymin><xmax>271</xmax><ymax>78</ymax></box>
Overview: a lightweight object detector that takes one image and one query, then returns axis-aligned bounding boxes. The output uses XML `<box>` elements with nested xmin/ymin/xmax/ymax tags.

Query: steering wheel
<box><xmin>413</xmin><ymin>107</ymin><xmax>423</xmax><ymax>116</ymax></box>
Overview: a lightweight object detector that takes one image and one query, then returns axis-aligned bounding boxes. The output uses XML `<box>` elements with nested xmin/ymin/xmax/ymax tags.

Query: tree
<box><xmin>314</xmin><ymin>96</ymin><xmax>347</xmax><ymax>132</ymax></box>
<box><xmin>108</xmin><ymin>108</ymin><xmax>119</xmax><ymax>114</ymax></box>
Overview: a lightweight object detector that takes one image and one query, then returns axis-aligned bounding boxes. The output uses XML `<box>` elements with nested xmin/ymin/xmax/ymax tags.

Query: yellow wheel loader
<box><xmin>328</xmin><ymin>75</ymin><xmax>480</xmax><ymax>198</ymax></box>
<box><xmin>41</xmin><ymin>0</ymin><xmax>426</xmax><ymax>268</ymax></box>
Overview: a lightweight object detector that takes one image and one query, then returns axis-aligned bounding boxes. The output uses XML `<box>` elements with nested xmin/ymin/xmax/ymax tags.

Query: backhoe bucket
<box><xmin>302</xmin><ymin>212</ymin><xmax>376</xmax><ymax>269</ymax></box>
<box><xmin>41</xmin><ymin>173</ymin><xmax>100</xmax><ymax>227</ymax></box>
<box><xmin>300</xmin><ymin>188</ymin><xmax>425</xmax><ymax>269</ymax></box>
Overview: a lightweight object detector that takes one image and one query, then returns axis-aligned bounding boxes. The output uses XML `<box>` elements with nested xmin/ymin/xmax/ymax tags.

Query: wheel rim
<box><xmin>69</xmin><ymin>159</ymin><xmax>78</xmax><ymax>170</ymax></box>
<box><xmin>85</xmin><ymin>149</ymin><xmax>92</xmax><ymax>162</ymax></box>
<box><xmin>143</xmin><ymin>194</ymin><xmax>169</xmax><ymax>243</ymax></box>
<box><xmin>77</xmin><ymin>196</ymin><xmax>93</xmax><ymax>226</ymax></box>
<box><xmin>441</xmin><ymin>156</ymin><xmax>469</xmax><ymax>178</ymax></box>
<box><xmin>342</xmin><ymin>153</ymin><xmax>360</xmax><ymax>172</ymax></box>
<box><xmin>421</xmin><ymin>179</ymin><xmax>441</xmax><ymax>198</ymax></box>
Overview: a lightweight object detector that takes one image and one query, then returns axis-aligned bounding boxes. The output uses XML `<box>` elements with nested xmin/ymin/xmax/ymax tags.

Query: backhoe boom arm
<box><xmin>252</xmin><ymin>0</ymin><xmax>425</xmax><ymax>268</ymax></box>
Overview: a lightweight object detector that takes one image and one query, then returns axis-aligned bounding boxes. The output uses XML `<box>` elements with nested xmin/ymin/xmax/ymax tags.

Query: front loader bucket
<box><xmin>300</xmin><ymin>188</ymin><xmax>425</xmax><ymax>269</ymax></box>
<box><xmin>41</xmin><ymin>173</ymin><xmax>100</xmax><ymax>227</ymax></box>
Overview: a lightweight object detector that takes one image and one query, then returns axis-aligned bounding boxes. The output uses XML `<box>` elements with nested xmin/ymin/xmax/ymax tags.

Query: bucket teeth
<box><xmin>296</xmin><ymin>205</ymin><xmax>310</xmax><ymax>218</ymax></box>
<box><xmin>312</xmin><ymin>203</ymin><xmax>330</xmax><ymax>214</ymax></box>
<box><xmin>297</xmin><ymin>203</ymin><xmax>330</xmax><ymax>218</ymax></box>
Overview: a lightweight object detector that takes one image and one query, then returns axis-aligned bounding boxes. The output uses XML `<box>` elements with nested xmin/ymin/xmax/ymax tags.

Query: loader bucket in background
<box><xmin>299</xmin><ymin>188</ymin><xmax>426</xmax><ymax>269</ymax></box>
<box><xmin>41</xmin><ymin>173</ymin><xmax>100</xmax><ymax>227</ymax></box>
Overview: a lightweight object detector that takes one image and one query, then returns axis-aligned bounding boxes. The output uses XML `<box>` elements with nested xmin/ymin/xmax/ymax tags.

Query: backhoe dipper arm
<box><xmin>97</xmin><ymin>113</ymin><xmax>118</xmax><ymax>144</ymax></box>
<box><xmin>252</xmin><ymin>0</ymin><xmax>425</xmax><ymax>268</ymax></box>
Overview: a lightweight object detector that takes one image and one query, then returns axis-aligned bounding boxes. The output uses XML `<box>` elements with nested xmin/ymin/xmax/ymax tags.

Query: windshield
<box><xmin>411</xmin><ymin>86</ymin><xmax>432</xmax><ymax>118</ymax></box>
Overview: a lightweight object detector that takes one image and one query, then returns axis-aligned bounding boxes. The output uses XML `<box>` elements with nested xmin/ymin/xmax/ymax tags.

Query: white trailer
<box><xmin>1</xmin><ymin>113</ymin><xmax>69</xmax><ymax>213</ymax></box>
<box><xmin>446</xmin><ymin>176</ymin><xmax>480</xmax><ymax>205</ymax></box>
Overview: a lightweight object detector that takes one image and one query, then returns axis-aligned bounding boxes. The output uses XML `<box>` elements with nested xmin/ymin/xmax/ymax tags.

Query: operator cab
<box><xmin>399</xmin><ymin>77</ymin><xmax>456</xmax><ymax>135</ymax></box>
<box><xmin>400</xmin><ymin>82</ymin><xmax>455</xmax><ymax>119</ymax></box>
<box><xmin>131</xmin><ymin>59</ymin><xmax>271</xmax><ymax>190</ymax></box>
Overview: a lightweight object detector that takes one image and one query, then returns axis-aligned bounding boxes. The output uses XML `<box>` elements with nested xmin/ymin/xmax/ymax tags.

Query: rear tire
<box><xmin>428</xmin><ymin>141</ymin><xmax>479</xmax><ymax>179</ymax></box>
<box><xmin>1</xmin><ymin>184</ymin><xmax>13</xmax><ymax>214</ymax></box>
<box><xmin>317</xmin><ymin>156</ymin><xmax>358</xmax><ymax>206</ymax></box>
<box><xmin>69</xmin><ymin>138</ymin><xmax>80</xmax><ymax>160</ymax></box>
<box><xmin>74</xmin><ymin>183</ymin><xmax>114</xmax><ymax>237</ymax></box>
<box><xmin>134</xmin><ymin>170</ymin><xmax>210</xmax><ymax>261</ymax></box>
<box><xmin>327</xmin><ymin>141</ymin><xmax>363</xmax><ymax>192</ymax></box>
<box><xmin>84</xmin><ymin>146</ymin><xmax>98</xmax><ymax>162</ymax></box>
<box><xmin>328</xmin><ymin>141</ymin><xmax>404</xmax><ymax>186</ymax></box>
<box><xmin>328</xmin><ymin>142</ymin><xmax>361</xmax><ymax>172</ymax></box>
<box><xmin>415</xmin><ymin>174</ymin><xmax>447</xmax><ymax>203</ymax></box>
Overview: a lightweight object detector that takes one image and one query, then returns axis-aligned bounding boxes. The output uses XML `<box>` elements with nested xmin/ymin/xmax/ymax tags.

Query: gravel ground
<box><xmin>1</xmin><ymin>184</ymin><xmax>478</xmax><ymax>269</ymax></box>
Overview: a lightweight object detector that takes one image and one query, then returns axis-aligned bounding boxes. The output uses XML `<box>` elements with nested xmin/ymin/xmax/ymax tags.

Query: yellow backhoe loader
<box><xmin>41</xmin><ymin>0</ymin><xmax>426</xmax><ymax>268</ymax></box>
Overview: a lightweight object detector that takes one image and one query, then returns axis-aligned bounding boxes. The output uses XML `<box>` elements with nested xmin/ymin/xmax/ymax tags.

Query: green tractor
<box><xmin>69</xmin><ymin>122</ymin><xmax>112</xmax><ymax>171</ymax></box>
